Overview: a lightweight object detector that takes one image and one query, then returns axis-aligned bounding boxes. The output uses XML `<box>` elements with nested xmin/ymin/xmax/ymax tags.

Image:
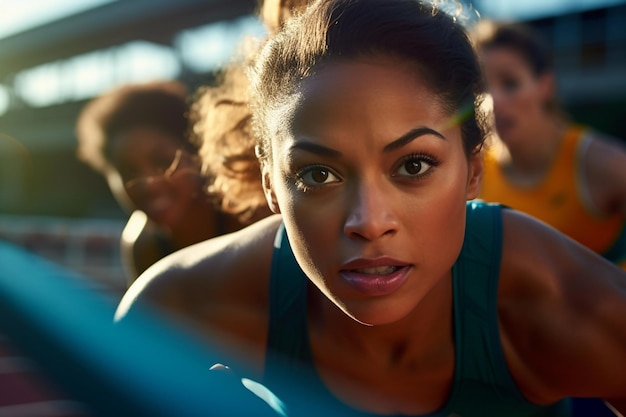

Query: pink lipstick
<box><xmin>340</xmin><ymin>257</ymin><xmax>411</xmax><ymax>296</ymax></box>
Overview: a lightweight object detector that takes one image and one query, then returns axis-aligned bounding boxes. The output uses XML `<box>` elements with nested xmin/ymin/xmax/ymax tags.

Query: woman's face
<box><xmin>108</xmin><ymin>127</ymin><xmax>203</xmax><ymax>228</ymax></box>
<box><xmin>264</xmin><ymin>57</ymin><xmax>482</xmax><ymax>326</ymax></box>
<box><xmin>481</xmin><ymin>47</ymin><xmax>553</xmax><ymax>146</ymax></box>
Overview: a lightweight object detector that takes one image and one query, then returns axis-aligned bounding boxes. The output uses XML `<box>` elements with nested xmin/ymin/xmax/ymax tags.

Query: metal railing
<box><xmin>0</xmin><ymin>215</ymin><xmax>127</xmax><ymax>296</ymax></box>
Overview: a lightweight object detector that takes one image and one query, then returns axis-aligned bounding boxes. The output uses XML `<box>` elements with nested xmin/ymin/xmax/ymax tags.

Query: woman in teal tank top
<box><xmin>115</xmin><ymin>1</ymin><xmax>626</xmax><ymax>416</ymax></box>
<box><xmin>264</xmin><ymin>202</ymin><xmax>571</xmax><ymax>417</ymax></box>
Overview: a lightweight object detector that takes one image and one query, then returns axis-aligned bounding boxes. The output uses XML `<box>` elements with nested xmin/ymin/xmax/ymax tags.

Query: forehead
<box><xmin>482</xmin><ymin>47</ymin><xmax>532</xmax><ymax>76</ymax></box>
<box><xmin>304</xmin><ymin>56</ymin><xmax>438</xmax><ymax>96</ymax></box>
<box><xmin>261</xmin><ymin>57</ymin><xmax>468</xmax><ymax>161</ymax></box>
<box><xmin>109</xmin><ymin>126</ymin><xmax>181</xmax><ymax>162</ymax></box>
<box><xmin>283</xmin><ymin>57</ymin><xmax>452</xmax><ymax>139</ymax></box>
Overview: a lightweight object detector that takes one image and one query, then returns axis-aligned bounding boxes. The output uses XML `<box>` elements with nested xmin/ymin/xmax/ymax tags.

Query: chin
<box><xmin>342</xmin><ymin>301</ymin><xmax>414</xmax><ymax>328</ymax></box>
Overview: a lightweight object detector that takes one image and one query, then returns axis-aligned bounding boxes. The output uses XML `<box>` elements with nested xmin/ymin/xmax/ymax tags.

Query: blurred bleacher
<box><xmin>0</xmin><ymin>215</ymin><xmax>127</xmax><ymax>298</ymax></box>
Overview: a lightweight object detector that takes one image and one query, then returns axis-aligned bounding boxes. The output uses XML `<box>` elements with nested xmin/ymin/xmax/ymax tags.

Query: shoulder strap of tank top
<box><xmin>573</xmin><ymin>126</ymin><xmax>606</xmax><ymax>217</ymax></box>
<box><xmin>264</xmin><ymin>224</ymin><xmax>311</xmax><ymax>384</ymax></box>
<box><xmin>453</xmin><ymin>202</ymin><xmax>506</xmax><ymax>382</ymax></box>
<box><xmin>449</xmin><ymin>202</ymin><xmax>536</xmax><ymax>411</ymax></box>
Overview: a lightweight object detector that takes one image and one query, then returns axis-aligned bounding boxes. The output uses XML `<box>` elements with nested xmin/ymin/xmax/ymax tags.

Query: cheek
<box><xmin>279</xmin><ymin>191</ymin><xmax>327</xmax><ymax>253</ymax></box>
<box><xmin>510</xmin><ymin>83</ymin><xmax>543</xmax><ymax>111</ymax></box>
<box><xmin>281</xmin><ymin>205</ymin><xmax>333</xmax><ymax>294</ymax></box>
<box><xmin>407</xmin><ymin>192</ymin><xmax>467</xmax><ymax>275</ymax></box>
<box><xmin>411</xmin><ymin>159</ymin><xmax>469</xmax><ymax>254</ymax></box>
<box><xmin>515</xmin><ymin>90</ymin><xmax>536</xmax><ymax>110</ymax></box>
<box><xmin>274</xmin><ymin>179</ymin><xmax>340</xmax><ymax>280</ymax></box>
<box><xmin>172</xmin><ymin>170</ymin><xmax>204</xmax><ymax>195</ymax></box>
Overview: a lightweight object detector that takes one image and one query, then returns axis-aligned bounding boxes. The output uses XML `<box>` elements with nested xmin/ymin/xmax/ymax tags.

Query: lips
<box><xmin>353</xmin><ymin>265</ymin><xmax>399</xmax><ymax>275</ymax></box>
<box><xmin>340</xmin><ymin>258</ymin><xmax>411</xmax><ymax>296</ymax></box>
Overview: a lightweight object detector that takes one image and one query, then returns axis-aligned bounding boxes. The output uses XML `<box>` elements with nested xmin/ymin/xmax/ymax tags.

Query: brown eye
<box><xmin>404</xmin><ymin>160</ymin><xmax>423</xmax><ymax>175</ymax></box>
<box><xmin>297</xmin><ymin>165</ymin><xmax>340</xmax><ymax>189</ymax></box>
<box><xmin>502</xmin><ymin>78</ymin><xmax>519</xmax><ymax>93</ymax></box>
<box><xmin>393</xmin><ymin>154</ymin><xmax>437</xmax><ymax>179</ymax></box>
<box><xmin>311</xmin><ymin>169</ymin><xmax>330</xmax><ymax>183</ymax></box>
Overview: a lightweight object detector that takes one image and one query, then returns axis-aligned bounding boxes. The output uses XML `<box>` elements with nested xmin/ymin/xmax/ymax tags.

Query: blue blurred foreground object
<box><xmin>0</xmin><ymin>241</ymin><xmax>286</xmax><ymax>417</ymax></box>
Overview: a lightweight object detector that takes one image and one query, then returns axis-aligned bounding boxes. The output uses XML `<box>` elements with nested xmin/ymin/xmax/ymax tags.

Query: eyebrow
<box><xmin>383</xmin><ymin>126</ymin><xmax>445</xmax><ymax>153</ymax></box>
<box><xmin>289</xmin><ymin>126</ymin><xmax>445</xmax><ymax>156</ymax></box>
<box><xmin>289</xmin><ymin>141</ymin><xmax>343</xmax><ymax>158</ymax></box>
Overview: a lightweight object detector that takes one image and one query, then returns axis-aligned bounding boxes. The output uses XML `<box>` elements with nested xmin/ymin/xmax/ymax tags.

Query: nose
<box><xmin>343</xmin><ymin>180</ymin><xmax>398</xmax><ymax>241</ymax></box>
<box><xmin>124</xmin><ymin>175</ymin><xmax>169</xmax><ymax>197</ymax></box>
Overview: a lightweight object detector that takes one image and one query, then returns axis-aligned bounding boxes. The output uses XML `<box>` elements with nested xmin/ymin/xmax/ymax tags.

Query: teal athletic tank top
<box><xmin>263</xmin><ymin>201</ymin><xmax>571</xmax><ymax>417</ymax></box>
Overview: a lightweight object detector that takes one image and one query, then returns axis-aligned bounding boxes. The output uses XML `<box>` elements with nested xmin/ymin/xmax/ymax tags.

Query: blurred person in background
<box><xmin>474</xmin><ymin>21</ymin><xmax>626</xmax><ymax>269</ymax></box>
<box><xmin>76</xmin><ymin>81</ymin><xmax>255</xmax><ymax>285</ymax></box>
<box><xmin>76</xmin><ymin>0</ymin><xmax>309</xmax><ymax>285</ymax></box>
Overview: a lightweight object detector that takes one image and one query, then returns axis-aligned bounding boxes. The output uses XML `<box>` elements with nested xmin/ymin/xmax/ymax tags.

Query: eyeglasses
<box><xmin>124</xmin><ymin>149</ymin><xmax>190</xmax><ymax>192</ymax></box>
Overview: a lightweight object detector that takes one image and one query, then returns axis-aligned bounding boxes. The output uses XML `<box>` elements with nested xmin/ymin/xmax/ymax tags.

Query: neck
<box><xmin>500</xmin><ymin>118</ymin><xmax>566</xmax><ymax>185</ymax></box>
<box><xmin>307</xmin><ymin>275</ymin><xmax>455</xmax><ymax>415</ymax></box>
<box><xmin>167</xmin><ymin>199</ymin><xmax>231</xmax><ymax>249</ymax></box>
<box><xmin>311</xmin><ymin>273</ymin><xmax>454</xmax><ymax>364</ymax></box>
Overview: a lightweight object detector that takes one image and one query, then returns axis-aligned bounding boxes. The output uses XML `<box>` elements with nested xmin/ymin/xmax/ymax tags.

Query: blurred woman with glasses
<box><xmin>76</xmin><ymin>81</ymin><xmax>261</xmax><ymax>285</ymax></box>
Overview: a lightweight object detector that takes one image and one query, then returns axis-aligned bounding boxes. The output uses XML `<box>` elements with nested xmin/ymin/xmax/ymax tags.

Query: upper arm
<box><xmin>114</xmin><ymin>214</ymin><xmax>283</xmax><ymax>373</ymax></box>
<box><xmin>115</xmin><ymin>233</ymin><xmax>252</xmax><ymax>324</ymax></box>
<box><xmin>497</xmin><ymin>209</ymin><xmax>626</xmax><ymax>404</ymax></box>
<box><xmin>584</xmin><ymin>133</ymin><xmax>626</xmax><ymax>216</ymax></box>
<box><xmin>114</xmin><ymin>255</ymin><xmax>187</xmax><ymax>324</ymax></box>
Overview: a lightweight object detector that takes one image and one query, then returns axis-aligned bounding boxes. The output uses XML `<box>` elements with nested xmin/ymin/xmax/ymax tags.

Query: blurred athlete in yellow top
<box><xmin>474</xmin><ymin>21</ymin><xmax>626</xmax><ymax>268</ymax></box>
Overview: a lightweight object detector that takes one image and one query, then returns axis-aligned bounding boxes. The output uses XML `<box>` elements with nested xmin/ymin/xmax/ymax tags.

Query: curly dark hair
<box><xmin>76</xmin><ymin>80</ymin><xmax>192</xmax><ymax>175</ymax></box>
<box><xmin>189</xmin><ymin>0</ymin><xmax>309</xmax><ymax>220</ymax></box>
<box><xmin>190</xmin><ymin>63</ymin><xmax>267</xmax><ymax>221</ymax></box>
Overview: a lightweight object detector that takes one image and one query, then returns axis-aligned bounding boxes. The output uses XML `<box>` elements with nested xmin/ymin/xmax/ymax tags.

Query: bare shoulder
<box><xmin>115</xmin><ymin>214</ymin><xmax>283</xmax><ymax>323</ymax></box>
<box><xmin>587</xmin><ymin>129</ymin><xmax>626</xmax><ymax>152</ymax></box>
<box><xmin>585</xmin><ymin>131</ymin><xmax>626</xmax><ymax>177</ymax></box>
<box><xmin>115</xmin><ymin>214</ymin><xmax>283</xmax><ymax>375</ymax></box>
<box><xmin>497</xmin><ymin>209</ymin><xmax>626</xmax><ymax>404</ymax></box>
<box><xmin>583</xmin><ymin>130</ymin><xmax>626</xmax><ymax>214</ymax></box>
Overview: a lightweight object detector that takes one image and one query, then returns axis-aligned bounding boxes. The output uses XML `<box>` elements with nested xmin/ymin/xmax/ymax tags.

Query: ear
<box><xmin>261</xmin><ymin>164</ymin><xmax>281</xmax><ymax>214</ymax></box>
<box><xmin>465</xmin><ymin>151</ymin><xmax>483</xmax><ymax>200</ymax></box>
